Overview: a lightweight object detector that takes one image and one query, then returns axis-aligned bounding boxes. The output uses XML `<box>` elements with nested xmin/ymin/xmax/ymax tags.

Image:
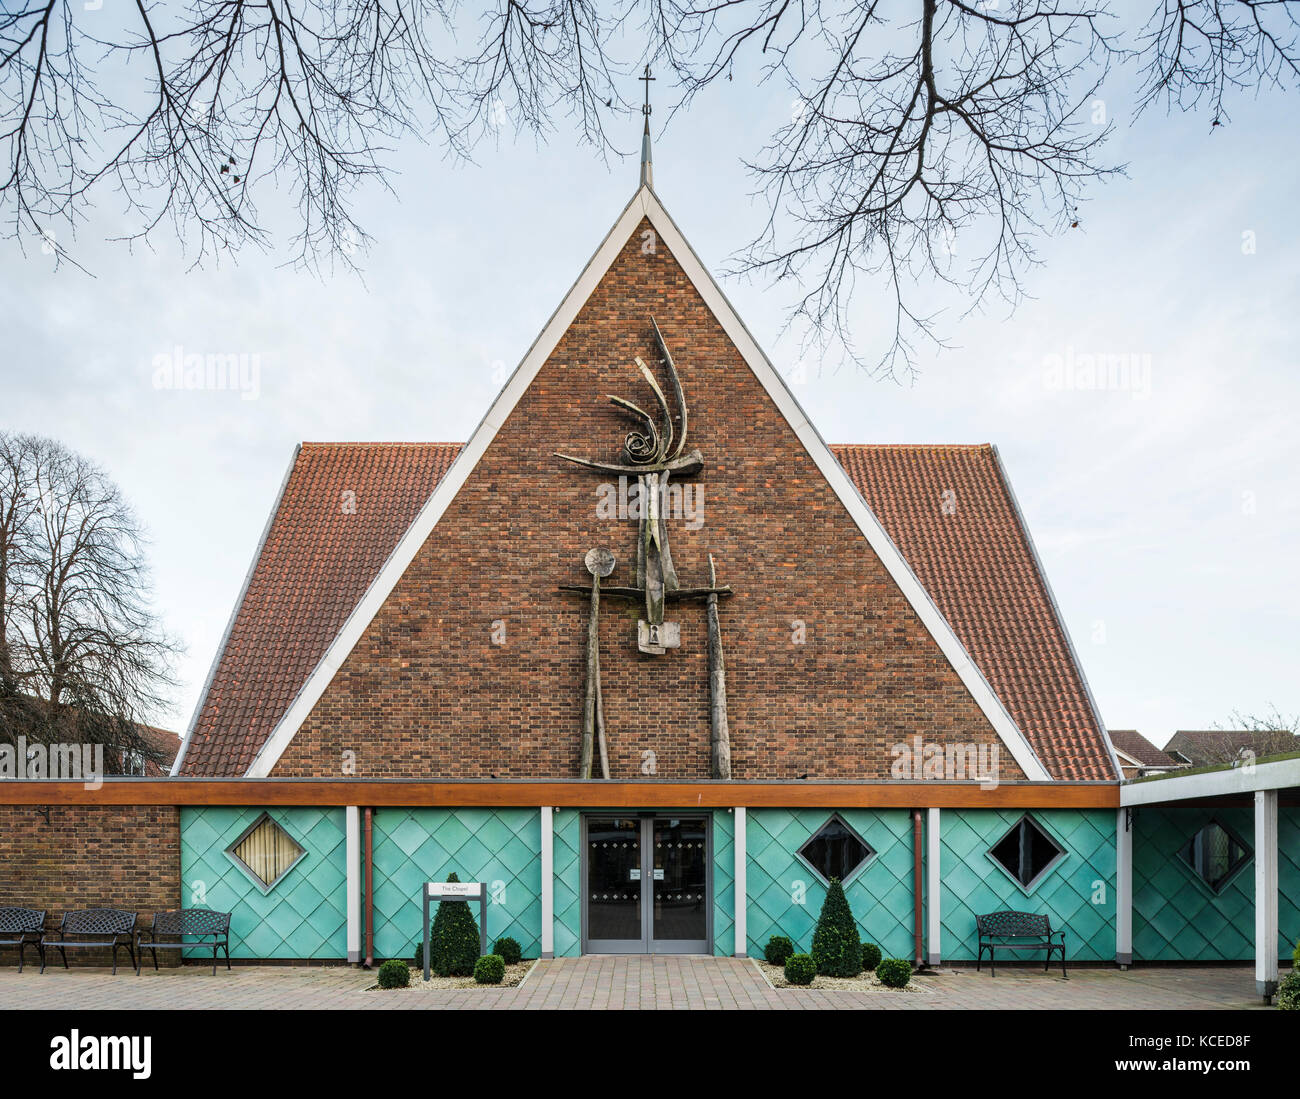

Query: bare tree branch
<box><xmin>0</xmin><ymin>433</ymin><xmax>179</xmax><ymax>772</ymax></box>
<box><xmin>3</xmin><ymin>1</ymin><xmax>1297</xmax><ymax>371</ymax></box>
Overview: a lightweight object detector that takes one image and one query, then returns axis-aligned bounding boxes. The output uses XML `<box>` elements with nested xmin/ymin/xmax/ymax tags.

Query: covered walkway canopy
<box><xmin>1119</xmin><ymin>753</ymin><xmax>1300</xmax><ymax>1000</ymax></box>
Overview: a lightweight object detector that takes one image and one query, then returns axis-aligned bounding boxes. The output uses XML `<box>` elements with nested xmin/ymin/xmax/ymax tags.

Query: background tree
<box><xmin>1205</xmin><ymin>705</ymin><xmax>1300</xmax><ymax>763</ymax></box>
<box><xmin>0</xmin><ymin>431</ymin><xmax>177</xmax><ymax>771</ymax></box>
<box><xmin>4</xmin><ymin>1</ymin><xmax>1298</xmax><ymax>373</ymax></box>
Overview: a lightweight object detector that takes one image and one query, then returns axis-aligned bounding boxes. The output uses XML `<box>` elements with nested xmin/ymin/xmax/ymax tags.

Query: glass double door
<box><xmin>583</xmin><ymin>815</ymin><xmax>710</xmax><ymax>954</ymax></box>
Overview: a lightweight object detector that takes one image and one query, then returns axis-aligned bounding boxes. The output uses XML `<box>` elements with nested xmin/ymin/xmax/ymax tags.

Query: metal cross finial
<box><xmin>640</xmin><ymin>63</ymin><xmax>654</xmax><ymax>119</ymax></box>
<box><xmin>638</xmin><ymin>63</ymin><xmax>655</xmax><ymax>188</ymax></box>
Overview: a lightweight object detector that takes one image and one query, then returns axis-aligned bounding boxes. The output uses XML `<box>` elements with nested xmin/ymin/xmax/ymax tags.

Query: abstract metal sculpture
<box><xmin>581</xmin><ymin>548</ymin><xmax>615</xmax><ymax>780</ymax></box>
<box><xmin>705</xmin><ymin>554</ymin><xmax>732</xmax><ymax>779</ymax></box>
<box><xmin>556</xmin><ymin>317</ymin><xmax>705</xmax><ymax>649</ymax></box>
<box><xmin>558</xmin><ymin>319</ymin><xmax>734</xmax><ymax>778</ymax></box>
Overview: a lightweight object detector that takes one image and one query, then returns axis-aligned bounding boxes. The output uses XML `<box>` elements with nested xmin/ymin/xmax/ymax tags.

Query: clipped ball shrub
<box><xmin>377</xmin><ymin>959</ymin><xmax>410</xmax><ymax>989</ymax></box>
<box><xmin>1277</xmin><ymin>970</ymin><xmax>1300</xmax><ymax>1011</ymax></box>
<box><xmin>765</xmin><ymin>935</ymin><xmax>795</xmax><ymax>966</ymax></box>
<box><xmin>811</xmin><ymin>877</ymin><xmax>863</xmax><ymax>977</ymax></box>
<box><xmin>474</xmin><ymin>954</ymin><xmax>506</xmax><ymax>985</ymax></box>
<box><xmin>430</xmin><ymin>872</ymin><xmax>481</xmax><ymax>977</ymax></box>
<box><xmin>861</xmin><ymin>942</ymin><xmax>882</xmax><ymax>972</ymax></box>
<box><xmin>876</xmin><ymin>958</ymin><xmax>912</xmax><ymax>989</ymax></box>
<box><xmin>493</xmin><ymin>936</ymin><xmax>522</xmax><ymax>966</ymax></box>
<box><xmin>784</xmin><ymin>953</ymin><xmax>817</xmax><ymax>986</ymax></box>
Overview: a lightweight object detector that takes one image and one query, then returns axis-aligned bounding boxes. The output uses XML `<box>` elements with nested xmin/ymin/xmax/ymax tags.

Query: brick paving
<box><xmin>0</xmin><ymin>957</ymin><xmax>1276</xmax><ymax>1010</ymax></box>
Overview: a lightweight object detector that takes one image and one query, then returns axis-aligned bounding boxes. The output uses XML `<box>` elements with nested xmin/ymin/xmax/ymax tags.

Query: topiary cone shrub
<box><xmin>377</xmin><ymin>959</ymin><xmax>410</xmax><ymax>989</ymax></box>
<box><xmin>784</xmin><ymin>954</ymin><xmax>817</xmax><ymax>986</ymax></box>
<box><xmin>811</xmin><ymin>877</ymin><xmax>863</xmax><ymax>977</ymax></box>
<box><xmin>430</xmin><ymin>872</ymin><xmax>481</xmax><ymax>977</ymax></box>
<box><xmin>861</xmin><ymin>942</ymin><xmax>882</xmax><ymax>972</ymax></box>
<box><xmin>494</xmin><ymin>936</ymin><xmax>522</xmax><ymax>966</ymax></box>
<box><xmin>876</xmin><ymin>958</ymin><xmax>912</xmax><ymax>988</ymax></box>
<box><xmin>765</xmin><ymin>935</ymin><xmax>795</xmax><ymax>966</ymax></box>
<box><xmin>474</xmin><ymin>954</ymin><xmax>506</xmax><ymax>985</ymax></box>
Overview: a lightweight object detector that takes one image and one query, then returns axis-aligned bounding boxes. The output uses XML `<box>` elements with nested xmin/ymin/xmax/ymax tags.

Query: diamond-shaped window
<box><xmin>797</xmin><ymin>814</ymin><xmax>874</xmax><ymax>885</ymax></box>
<box><xmin>1178</xmin><ymin>820</ymin><xmax>1251</xmax><ymax>894</ymax></box>
<box><xmin>226</xmin><ymin>813</ymin><xmax>306</xmax><ymax>893</ymax></box>
<box><xmin>988</xmin><ymin>814</ymin><xmax>1065</xmax><ymax>890</ymax></box>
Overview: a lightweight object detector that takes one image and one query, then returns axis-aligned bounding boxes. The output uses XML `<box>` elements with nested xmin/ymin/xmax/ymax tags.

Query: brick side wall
<box><xmin>273</xmin><ymin>217</ymin><xmax>1025</xmax><ymax>782</ymax></box>
<box><xmin>0</xmin><ymin>805</ymin><xmax>180</xmax><ymax>967</ymax></box>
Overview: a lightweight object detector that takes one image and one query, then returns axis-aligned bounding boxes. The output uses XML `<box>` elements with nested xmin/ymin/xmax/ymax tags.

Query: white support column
<box><xmin>926</xmin><ymin>807</ymin><xmax>941</xmax><ymax>966</ymax></box>
<box><xmin>345</xmin><ymin>806</ymin><xmax>361</xmax><ymax>963</ymax></box>
<box><xmin>734</xmin><ymin>807</ymin><xmax>747</xmax><ymax>958</ymax></box>
<box><xmin>540</xmin><ymin>806</ymin><xmax>555</xmax><ymax>959</ymax></box>
<box><xmin>1116</xmin><ymin>807</ymin><xmax>1132</xmax><ymax>968</ymax></box>
<box><xmin>1255</xmin><ymin>789</ymin><xmax>1279</xmax><ymax>1000</ymax></box>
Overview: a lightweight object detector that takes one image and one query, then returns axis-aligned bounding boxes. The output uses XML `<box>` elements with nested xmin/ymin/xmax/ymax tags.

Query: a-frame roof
<box><xmin>175</xmin><ymin>184</ymin><xmax>1118</xmax><ymax>782</ymax></box>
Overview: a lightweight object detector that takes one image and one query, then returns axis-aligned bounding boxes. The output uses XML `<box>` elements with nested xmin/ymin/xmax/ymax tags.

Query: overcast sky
<box><xmin>3</xmin><ymin>34</ymin><xmax>1297</xmax><ymax>753</ymax></box>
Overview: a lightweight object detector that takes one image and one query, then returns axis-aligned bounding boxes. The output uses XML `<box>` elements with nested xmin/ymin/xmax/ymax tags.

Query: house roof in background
<box><xmin>1107</xmin><ymin>728</ymin><xmax>1178</xmax><ymax>769</ymax></box>
<box><xmin>1165</xmin><ymin>728</ymin><xmax>1299</xmax><ymax>766</ymax></box>
<box><xmin>140</xmin><ymin>726</ymin><xmax>182</xmax><ymax>774</ymax></box>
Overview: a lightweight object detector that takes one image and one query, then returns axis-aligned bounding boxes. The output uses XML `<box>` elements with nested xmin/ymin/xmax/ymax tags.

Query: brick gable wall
<box><xmin>271</xmin><ymin>218</ymin><xmax>1026</xmax><ymax>781</ymax></box>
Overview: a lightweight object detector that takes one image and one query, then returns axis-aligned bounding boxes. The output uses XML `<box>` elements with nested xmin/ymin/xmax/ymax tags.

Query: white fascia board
<box><xmin>1121</xmin><ymin>755</ymin><xmax>1300</xmax><ymax>806</ymax></box>
<box><xmin>248</xmin><ymin>185</ymin><xmax>1049</xmax><ymax>781</ymax></box>
<box><xmin>172</xmin><ymin>444</ymin><xmax>302</xmax><ymax>776</ymax></box>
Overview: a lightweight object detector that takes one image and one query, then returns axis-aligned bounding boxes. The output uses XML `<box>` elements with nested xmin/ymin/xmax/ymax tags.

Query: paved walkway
<box><xmin>0</xmin><ymin>957</ymin><xmax>1274</xmax><ymax>1010</ymax></box>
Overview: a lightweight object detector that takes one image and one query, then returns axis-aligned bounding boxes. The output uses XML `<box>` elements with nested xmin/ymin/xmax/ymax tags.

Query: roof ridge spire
<box><xmin>639</xmin><ymin>63</ymin><xmax>654</xmax><ymax>189</ymax></box>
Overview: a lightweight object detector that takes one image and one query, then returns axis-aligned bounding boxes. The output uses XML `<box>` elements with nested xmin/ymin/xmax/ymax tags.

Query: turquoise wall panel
<box><xmin>180</xmin><ymin>807</ymin><xmax>347</xmax><ymax>959</ymax></box>
<box><xmin>554</xmin><ymin>810</ymin><xmax>582</xmax><ymax>957</ymax></box>
<box><xmin>746</xmin><ymin>809</ymin><xmax>914</xmax><ymax>960</ymax></box>
<box><xmin>1282</xmin><ymin>807</ymin><xmax>1299</xmax><ymax>957</ymax></box>
<box><xmin>940</xmin><ymin>809</ymin><xmax>1116</xmax><ymax>962</ymax></box>
<box><xmin>713</xmin><ymin>811</ymin><xmax>735</xmax><ymax>956</ymax></box>
<box><xmin>370</xmin><ymin>808</ymin><xmax>541</xmax><ymax>961</ymax></box>
<box><xmin>1132</xmin><ymin>806</ymin><xmax>1299</xmax><ymax>961</ymax></box>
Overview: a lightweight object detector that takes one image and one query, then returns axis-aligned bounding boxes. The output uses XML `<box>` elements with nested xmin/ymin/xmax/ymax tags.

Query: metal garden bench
<box><xmin>136</xmin><ymin>909</ymin><xmax>232</xmax><ymax>975</ymax></box>
<box><xmin>40</xmin><ymin>909</ymin><xmax>137</xmax><ymax>975</ymax></box>
<box><xmin>976</xmin><ymin>910</ymin><xmax>1067</xmax><ymax>977</ymax></box>
<box><xmin>0</xmin><ymin>907</ymin><xmax>46</xmax><ymax>972</ymax></box>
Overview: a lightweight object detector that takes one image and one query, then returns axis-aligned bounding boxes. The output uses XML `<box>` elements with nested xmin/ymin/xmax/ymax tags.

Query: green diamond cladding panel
<box><xmin>1133</xmin><ymin>806</ymin><xmax>1299</xmax><ymax>961</ymax></box>
<box><xmin>180</xmin><ymin>807</ymin><xmax>347</xmax><ymax>959</ymax></box>
<box><xmin>940</xmin><ymin>809</ymin><xmax>1116</xmax><ymax>962</ymax></box>
<box><xmin>371</xmin><ymin>808</ymin><xmax>542</xmax><ymax>961</ymax></box>
<box><xmin>746</xmin><ymin>809</ymin><xmax>914</xmax><ymax>960</ymax></box>
<box><xmin>554</xmin><ymin>810</ymin><xmax>582</xmax><ymax>957</ymax></box>
<box><xmin>713</xmin><ymin>811</ymin><xmax>735</xmax><ymax>956</ymax></box>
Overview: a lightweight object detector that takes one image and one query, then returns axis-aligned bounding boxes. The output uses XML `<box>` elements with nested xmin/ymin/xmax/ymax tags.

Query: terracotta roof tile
<box><xmin>181</xmin><ymin>441</ymin><xmax>1117</xmax><ymax>780</ymax></box>
<box><xmin>178</xmin><ymin>443</ymin><xmax>462</xmax><ymax>775</ymax></box>
<box><xmin>831</xmin><ymin>444</ymin><xmax>1116</xmax><ymax>781</ymax></box>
